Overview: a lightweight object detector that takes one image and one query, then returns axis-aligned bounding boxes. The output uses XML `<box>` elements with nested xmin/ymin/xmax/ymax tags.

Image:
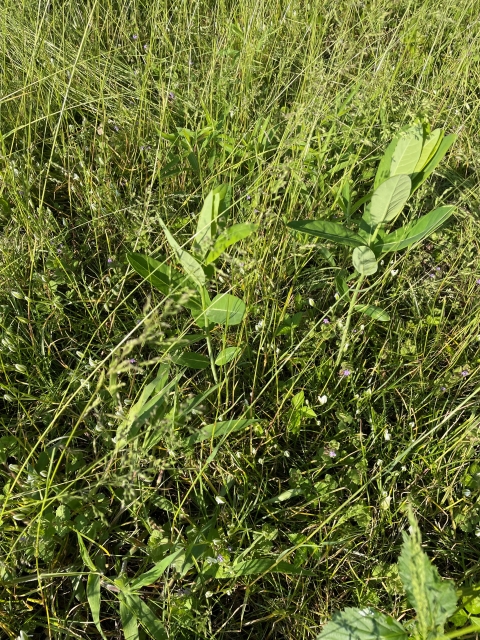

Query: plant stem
<box><xmin>443</xmin><ymin>623</ymin><xmax>480</xmax><ymax>639</ymax></box>
<box><xmin>205</xmin><ymin>329</ymin><xmax>218</xmax><ymax>383</ymax></box>
<box><xmin>335</xmin><ymin>274</ymin><xmax>365</xmax><ymax>369</ymax></box>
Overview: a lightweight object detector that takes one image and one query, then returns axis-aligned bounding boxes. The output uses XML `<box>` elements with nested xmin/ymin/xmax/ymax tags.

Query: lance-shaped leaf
<box><xmin>127</xmin><ymin>252</ymin><xmax>202</xmax><ymax>311</ymax></box>
<box><xmin>205</xmin><ymin>223</ymin><xmax>258</xmax><ymax>264</ymax></box>
<box><xmin>287</xmin><ymin>219</ymin><xmax>366</xmax><ymax>248</ymax></box>
<box><xmin>87</xmin><ymin>574</ymin><xmax>107</xmax><ymax>640</ymax></box>
<box><xmin>205</xmin><ymin>293</ymin><xmax>246</xmax><ymax>326</ymax></box>
<box><xmin>398</xmin><ymin>512</ymin><xmax>457</xmax><ymax>639</ymax></box>
<box><xmin>158</xmin><ymin>217</ymin><xmax>205</xmax><ymax>288</ymax></box>
<box><xmin>414</xmin><ymin>129</ymin><xmax>444</xmax><ymax>173</ymax></box>
<box><xmin>130</xmin><ymin>549</ymin><xmax>184</xmax><ymax>591</ymax></box>
<box><xmin>194</xmin><ymin>185</ymin><xmax>228</xmax><ymax>258</ymax></box>
<box><xmin>352</xmin><ymin>246</ymin><xmax>378</xmax><ymax>276</ymax></box>
<box><xmin>411</xmin><ymin>133</ymin><xmax>457</xmax><ymax>194</ymax></box>
<box><xmin>355</xmin><ymin>304</ymin><xmax>390</xmax><ymax>322</ymax></box>
<box><xmin>374</xmin><ymin>135</ymin><xmax>400</xmax><ymax>189</ymax></box>
<box><xmin>369</xmin><ymin>175</ymin><xmax>411</xmax><ymax>230</ymax></box>
<box><xmin>317</xmin><ymin>607</ymin><xmax>408</xmax><ymax>640</ymax></box>
<box><xmin>389</xmin><ymin>124</ymin><xmax>423</xmax><ymax>176</ymax></box>
<box><xmin>171</xmin><ymin>352</ymin><xmax>211</xmax><ymax>369</ymax></box>
<box><xmin>215</xmin><ymin>346</ymin><xmax>242</xmax><ymax>366</ymax></box>
<box><xmin>119</xmin><ymin>594</ymin><xmax>139</xmax><ymax>640</ymax></box>
<box><xmin>121</xmin><ymin>593</ymin><xmax>168</xmax><ymax>640</ymax></box>
<box><xmin>374</xmin><ymin>206</ymin><xmax>454</xmax><ymax>254</ymax></box>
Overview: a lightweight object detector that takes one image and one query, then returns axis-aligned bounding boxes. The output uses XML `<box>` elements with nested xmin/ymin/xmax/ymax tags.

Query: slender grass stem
<box><xmin>335</xmin><ymin>274</ymin><xmax>365</xmax><ymax>368</ymax></box>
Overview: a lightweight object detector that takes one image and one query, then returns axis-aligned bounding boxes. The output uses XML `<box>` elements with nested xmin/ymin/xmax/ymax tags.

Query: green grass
<box><xmin>1</xmin><ymin>0</ymin><xmax>480</xmax><ymax>638</ymax></box>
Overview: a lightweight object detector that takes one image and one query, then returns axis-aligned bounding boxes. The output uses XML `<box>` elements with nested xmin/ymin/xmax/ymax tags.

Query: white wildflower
<box><xmin>318</xmin><ymin>394</ymin><xmax>328</xmax><ymax>405</ymax></box>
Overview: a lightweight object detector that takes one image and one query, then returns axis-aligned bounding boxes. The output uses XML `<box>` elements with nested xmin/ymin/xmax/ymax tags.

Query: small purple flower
<box><xmin>108</xmin><ymin>258</ymin><xmax>113</xmax><ymax>263</ymax></box>
<box><xmin>114</xmin><ymin>125</ymin><xmax>119</xmax><ymax>132</ymax></box>
<box><xmin>435</xmin><ymin>266</ymin><xmax>441</xmax><ymax>271</ymax></box>
<box><xmin>168</xmin><ymin>91</ymin><xmax>175</xmax><ymax>102</ymax></box>
<box><xmin>440</xmin><ymin>386</ymin><xmax>447</xmax><ymax>391</ymax></box>
<box><xmin>132</xmin><ymin>34</ymin><xmax>138</xmax><ymax>40</ymax></box>
<box><xmin>461</xmin><ymin>370</ymin><xmax>469</xmax><ymax>377</ymax></box>
<box><xmin>340</xmin><ymin>369</ymin><xmax>351</xmax><ymax>377</ymax></box>
<box><xmin>216</xmin><ymin>554</ymin><xmax>224</xmax><ymax>563</ymax></box>
<box><xmin>322</xmin><ymin>318</ymin><xmax>330</xmax><ymax>324</ymax></box>
<box><xmin>476</xmin><ymin>278</ymin><xmax>480</xmax><ymax>285</ymax></box>
<box><xmin>429</xmin><ymin>273</ymin><xmax>435</xmax><ymax>278</ymax></box>
<box><xmin>246</xmin><ymin>194</ymin><xmax>251</xmax><ymax>201</ymax></box>
<box><xmin>324</xmin><ymin>448</ymin><xmax>337</xmax><ymax>458</ymax></box>
<box><xmin>129</xmin><ymin>358</ymin><xmax>137</xmax><ymax>364</ymax></box>
<box><xmin>143</xmin><ymin>44</ymin><xmax>148</xmax><ymax>51</ymax></box>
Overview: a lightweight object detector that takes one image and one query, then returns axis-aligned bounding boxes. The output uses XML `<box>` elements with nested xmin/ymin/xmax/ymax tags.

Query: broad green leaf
<box><xmin>205</xmin><ymin>223</ymin><xmax>258</xmax><ymax>264</ymax></box>
<box><xmin>414</xmin><ymin>129</ymin><xmax>443</xmax><ymax>173</ymax></box>
<box><xmin>352</xmin><ymin>246</ymin><xmax>378</xmax><ymax>276</ymax></box>
<box><xmin>127</xmin><ymin>253</ymin><xmax>171</xmax><ymax>296</ymax></box>
<box><xmin>389</xmin><ymin>124</ymin><xmax>423</xmax><ymax>176</ymax></box>
<box><xmin>374</xmin><ymin>135</ymin><xmax>400</xmax><ymax>189</ymax></box>
<box><xmin>130</xmin><ymin>549</ymin><xmax>184</xmax><ymax>591</ymax></box>
<box><xmin>287</xmin><ymin>219</ymin><xmax>366</xmax><ymax>248</ymax></box>
<box><xmin>215</xmin><ymin>346</ymin><xmax>242</xmax><ymax>366</ymax></box>
<box><xmin>355</xmin><ymin>305</ymin><xmax>390</xmax><ymax>322</ymax></box>
<box><xmin>411</xmin><ymin>134</ymin><xmax>457</xmax><ymax>194</ymax></box>
<box><xmin>158</xmin><ymin>217</ymin><xmax>205</xmax><ymax>288</ymax></box>
<box><xmin>122</xmin><ymin>593</ymin><xmax>168</xmax><ymax>640</ymax></box>
<box><xmin>317</xmin><ymin>607</ymin><xmax>408</xmax><ymax>640</ymax></box>
<box><xmin>398</xmin><ymin>513</ymin><xmax>457</xmax><ymax>640</ymax></box>
<box><xmin>205</xmin><ymin>293</ymin><xmax>246</xmax><ymax>326</ymax></box>
<box><xmin>190</xmin><ymin>286</ymin><xmax>213</xmax><ymax>329</ymax></box>
<box><xmin>335</xmin><ymin>269</ymin><xmax>350</xmax><ymax>300</ymax></box>
<box><xmin>369</xmin><ymin>175</ymin><xmax>411</xmax><ymax>230</ymax></box>
<box><xmin>374</xmin><ymin>206</ymin><xmax>454</xmax><ymax>254</ymax></box>
<box><xmin>87</xmin><ymin>574</ymin><xmax>107</xmax><ymax>640</ymax></box>
<box><xmin>194</xmin><ymin>189</ymin><xmax>215</xmax><ymax>257</ymax></box>
<box><xmin>119</xmin><ymin>594</ymin><xmax>139</xmax><ymax>640</ymax></box>
<box><xmin>184</xmin><ymin>418</ymin><xmax>257</xmax><ymax>447</ymax></box>
<box><xmin>171</xmin><ymin>351</ymin><xmax>211</xmax><ymax>369</ymax></box>
<box><xmin>127</xmin><ymin>253</ymin><xmax>201</xmax><ymax>311</ymax></box>
<box><xmin>204</xmin><ymin>557</ymin><xmax>315</xmax><ymax>578</ymax></box>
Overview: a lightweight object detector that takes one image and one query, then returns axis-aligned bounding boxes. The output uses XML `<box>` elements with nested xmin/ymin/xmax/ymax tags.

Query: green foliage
<box><xmin>317</xmin><ymin>512</ymin><xmax>461</xmax><ymax>640</ymax></box>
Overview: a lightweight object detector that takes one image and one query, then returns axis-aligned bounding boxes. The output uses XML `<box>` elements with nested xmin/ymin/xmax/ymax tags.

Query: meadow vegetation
<box><xmin>1</xmin><ymin>0</ymin><xmax>480</xmax><ymax>638</ymax></box>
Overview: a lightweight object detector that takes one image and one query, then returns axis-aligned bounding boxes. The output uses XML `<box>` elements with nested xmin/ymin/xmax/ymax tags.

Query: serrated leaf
<box><xmin>374</xmin><ymin>206</ymin><xmax>454</xmax><ymax>254</ymax></box>
<box><xmin>205</xmin><ymin>293</ymin><xmax>246</xmax><ymax>325</ymax></box>
<box><xmin>129</xmin><ymin>549</ymin><xmax>184</xmax><ymax>591</ymax></box>
<box><xmin>119</xmin><ymin>594</ymin><xmax>139</xmax><ymax>640</ymax></box>
<box><xmin>414</xmin><ymin>129</ymin><xmax>443</xmax><ymax>173</ymax></box>
<box><xmin>87</xmin><ymin>574</ymin><xmax>107</xmax><ymax>640</ymax></box>
<box><xmin>355</xmin><ymin>305</ymin><xmax>390</xmax><ymax>322</ymax></box>
<box><xmin>158</xmin><ymin>217</ymin><xmax>205</xmax><ymax>288</ymax></box>
<box><xmin>171</xmin><ymin>351</ymin><xmax>211</xmax><ymax>369</ymax></box>
<box><xmin>287</xmin><ymin>219</ymin><xmax>366</xmax><ymax>248</ymax></box>
<box><xmin>184</xmin><ymin>418</ymin><xmax>256</xmax><ymax>446</ymax></box>
<box><xmin>369</xmin><ymin>175</ymin><xmax>411</xmax><ymax>230</ymax></box>
<box><xmin>411</xmin><ymin>134</ymin><xmax>457</xmax><ymax>194</ymax></box>
<box><xmin>389</xmin><ymin>125</ymin><xmax>423</xmax><ymax>176</ymax></box>
<box><xmin>352</xmin><ymin>246</ymin><xmax>378</xmax><ymax>275</ymax></box>
<box><xmin>317</xmin><ymin>607</ymin><xmax>408</xmax><ymax>640</ymax></box>
<box><xmin>122</xmin><ymin>593</ymin><xmax>168</xmax><ymax>640</ymax></box>
<box><xmin>205</xmin><ymin>223</ymin><xmax>258</xmax><ymax>264</ymax></box>
<box><xmin>398</xmin><ymin>514</ymin><xmax>457</xmax><ymax>639</ymax></box>
<box><xmin>215</xmin><ymin>346</ymin><xmax>242</xmax><ymax>366</ymax></box>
